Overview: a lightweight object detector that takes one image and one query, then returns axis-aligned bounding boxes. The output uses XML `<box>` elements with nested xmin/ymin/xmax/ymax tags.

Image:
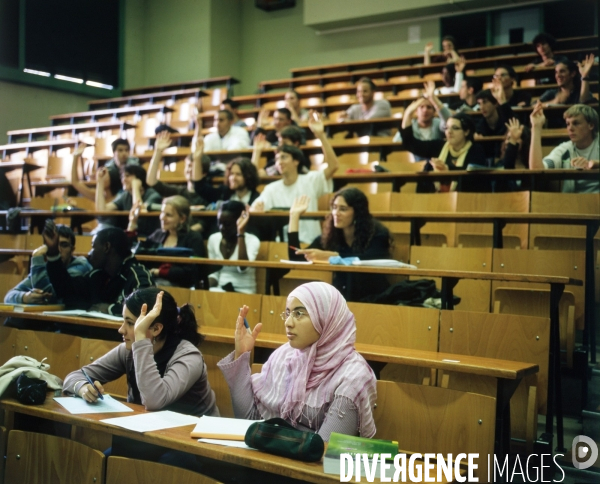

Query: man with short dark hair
<box><xmin>493</xmin><ymin>65</ymin><xmax>531</xmax><ymax>107</ymax></box>
<box><xmin>251</xmin><ymin>113</ymin><xmax>339</xmax><ymax>243</ymax></box>
<box><xmin>44</xmin><ymin>227</ymin><xmax>154</xmax><ymax>315</ymax></box>
<box><xmin>204</xmin><ymin>109</ymin><xmax>250</xmax><ymax>151</ymax></box>
<box><xmin>475</xmin><ymin>87</ymin><xmax>515</xmax><ymax>162</ymax></box>
<box><xmin>341</xmin><ymin>77</ymin><xmax>392</xmax><ymax>135</ymax></box>
<box><xmin>525</xmin><ymin>33</ymin><xmax>566</xmax><ymax>73</ymax></box>
<box><xmin>252</xmin><ymin>125</ymin><xmax>307</xmax><ymax>176</ymax></box>
<box><xmin>220</xmin><ymin>98</ymin><xmax>247</xmax><ymax>127</ymax></box>
<box><xmin>4</xmin><ymin>225</ymin><xmax>92</xmax><ymax>305</ymax></box>
<box><xmin>105</xmin><ymin>138</ymin><xmax>139</xmax><ymax>175</ymax></box>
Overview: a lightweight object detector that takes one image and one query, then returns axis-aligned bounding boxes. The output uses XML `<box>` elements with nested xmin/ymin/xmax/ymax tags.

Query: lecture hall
<box><xmin>0</xmin><ymin>0</ymin><xmax>598</xmax><ymax>483</ymax></box>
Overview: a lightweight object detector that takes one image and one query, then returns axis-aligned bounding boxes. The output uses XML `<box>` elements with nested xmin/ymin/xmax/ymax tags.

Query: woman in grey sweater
<box><xmin>63</xmin><ymin>287</ymin><xmax>218</xmax><ymax>417</ymax></box>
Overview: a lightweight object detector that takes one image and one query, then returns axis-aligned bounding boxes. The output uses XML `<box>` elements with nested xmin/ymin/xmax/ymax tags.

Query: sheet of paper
<box><xmin>54</xmin><ymin>395</ymin><xmax>133</xmax><ymax>414</ymax></box>
<box><xmin>199</xmin><ymin>438</ymin><xmax>255</xmax><ymax>450</ymax></box>
<box><xmin>43</xmin><ymin>310</ymin><xmax>122</xmax><ymax>322</ymax></box>
<box><xmin>280</xmin><ymin>259</ymin><xmax>313</xmax><ymax>265</ymax></box>
<box><xmin>101</xmin><ymin>410</ymin><xmax>201</xmax><ymax>432</ymax></box>
<box><xmin>192</xmin><ymin>416</ymin><xmax>262</xmax><ymax>439</ymax></box>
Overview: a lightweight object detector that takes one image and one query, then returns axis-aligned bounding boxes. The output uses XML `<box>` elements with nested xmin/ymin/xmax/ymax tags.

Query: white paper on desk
<box><xmin>280</xmin><ymin>259</ymin><xmax>313</xmax><ymax>265</ymax></box>
<box><xmin>43</xmin><ymin>309</ymin><xmax>123</xmax><ymax>322</ymax></box>
<box><xmin>101</xmin><ymin>410</ymin><xmax>201</xmax><ymax>432</ymax></box>
<box><xmin>352</xmin><ymin>259</ymin><xmax>417</xmax><ymax>269</ymax></box>
<box><xmin>54</xmin><ymin>395</ymin><xmax>133</xmax><ymax>414</ymax></box>
<box><xmin>199</xmin><ymin>438</ymin><xmax>255</xmax><ymax>450</ymax></box>
<box><xmin>192</xmin><ymin>415</ymin><xmax>263</xmax><ymax>440</ymax></box>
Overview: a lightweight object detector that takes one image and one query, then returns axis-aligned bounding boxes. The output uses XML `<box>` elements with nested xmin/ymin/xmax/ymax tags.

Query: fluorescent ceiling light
<box><xmin>86</xmin><ymin>80</ymin><xmax>114</xmax><ymax>90</ymax></box>
<box><xmin>24</xmin><ymin>68</ymin><xmax>51</xmax><ymax>77</ymax></box>
<box><xmin>55</xmin><ymin>74</ymin><xmax>84</xmax><ymax>84</ymax></box>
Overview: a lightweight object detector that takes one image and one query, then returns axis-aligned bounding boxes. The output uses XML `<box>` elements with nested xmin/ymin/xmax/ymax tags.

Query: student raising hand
<box><xmin>234</xmin><ymin>305</ymin><xmax>262</xmax><ymax>359</ymax></box>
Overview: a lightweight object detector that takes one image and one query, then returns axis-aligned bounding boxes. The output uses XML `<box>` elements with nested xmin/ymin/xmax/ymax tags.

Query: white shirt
<box><xmin>204</xmin><ymin>126</ymin><xmax>251</xmax><ymax>152</ymax></box>
<box><xmin>252</xmin><ymin>170</ymin><xmax>333</xmax><ymax>244</ymax></box>
<box><xmin>543</xmin><ymin>137</ymin><xmax>599</xmax><ymax>193</ymax></box>
<box><xmin>207</xmin><ymin>232</ymin><xmax>261</xmax><ymax>294</ymax></box>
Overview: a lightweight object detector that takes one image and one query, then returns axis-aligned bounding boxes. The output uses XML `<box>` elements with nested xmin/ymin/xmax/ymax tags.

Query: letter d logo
<box><xmin>572</xmin><ymin>435</ymin><xmax>598</xmax><ymax>470</ymax></box>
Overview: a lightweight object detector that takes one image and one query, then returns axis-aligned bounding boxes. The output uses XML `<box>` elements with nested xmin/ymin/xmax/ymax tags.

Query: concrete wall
<box><xmin>0</xmin><ymin>81</ymin><xmax>92</xmax><ymax>145</ymax></box>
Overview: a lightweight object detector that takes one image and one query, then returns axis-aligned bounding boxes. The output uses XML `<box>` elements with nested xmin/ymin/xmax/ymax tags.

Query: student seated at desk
<box><xmin>218</xmin><ymin>281</ymin><xmax>377</xmax><ymax>441</ymax></box>
<box><xmin>129</xmin><ymin>195</ymin><xmax>208</xmax><ymax>289</ymax></box>
<box><xmin>287</xmin><ymin>189</ymin><xmax>391</xmax><ymax>302</ymax></box>
<box><xmin>399</xmin><ymin>111</ymin><xmax>486</xmax><ymax>192</ymax></box>
<box><xmin>63</xmin><ymin>288</ymin><xmax>218</xmax><ymax>461</ymax></box>
<box><xmin>96</xmin><ymin>164</ymin><xmax>162</xmax><ymax>236</ymax></box>
<box><xmin>63</xmin><ymin>288</ymin><xmax>218</xmax><ymax>414</ymax></box>
<box><xmin>207</xmin><ymin>201</ymin><xmax>260</xmax><ymax>294</ymax></box>
<box><xmin>45</xmin><ymin>227</ymin><xmax>154</xmax><ymax>317</ymax></box>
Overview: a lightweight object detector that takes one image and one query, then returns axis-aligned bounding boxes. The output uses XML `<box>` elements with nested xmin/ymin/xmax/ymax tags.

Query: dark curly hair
<box><xmin>320</xmin><ymin>187</ymin><xmax>390</xmax><ymax>255</ymax></box>
<box><xmin>225</xmin><ymin>157</ymin><xmax>259</xmax><ymax>192</ymax></box>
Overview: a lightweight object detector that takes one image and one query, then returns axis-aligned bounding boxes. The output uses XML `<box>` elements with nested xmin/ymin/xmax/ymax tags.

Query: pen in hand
<box><xmin>239</xmin><ymin>307</ymin><xmax>252</xmax><ymax>334</ymax></box>
<box><xmin>81</xmin><ymin>368</ymin><xmax>104</xmax><ymax>401</ymax></box>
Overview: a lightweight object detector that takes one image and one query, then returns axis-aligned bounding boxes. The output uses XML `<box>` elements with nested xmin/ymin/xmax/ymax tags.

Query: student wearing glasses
<box><xmin>399</xmin><ymin>111</ymin><xmax>486</xmax><ymax>192</ymax></box>
<box><xmin>218</xmin><ymin>281</ymin><xmax>377</xmax><ymax>441</ymax></box>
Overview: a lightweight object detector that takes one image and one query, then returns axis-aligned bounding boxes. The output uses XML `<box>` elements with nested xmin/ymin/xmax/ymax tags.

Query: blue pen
<box><xmin>239</xmin><ymin>308</ymin><xmax>251</xmax><ymax>334</ymax></box>
<box><xmin>81</xmin><ymin>368</ymin><xmax>104</xmax><ymax>400</ymax></box>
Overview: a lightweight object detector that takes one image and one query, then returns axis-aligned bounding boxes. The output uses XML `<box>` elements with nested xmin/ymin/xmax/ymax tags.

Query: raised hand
<box><xmin>134</xmin><ymin>291</ymin><xmax>163</xmax><ymax>342</ymax></box>
<box><xmin>253</xmin><ymin>132</ymin><xmax>271</xmax><ymax>151</ymax></box>
<box><xmin>234</xmin><ymin>305</ymin><xmax>262</xmax><ymax>359</ymax></box>
<box><xmin>128</xmin><ymin>201</ymin><xmax>141</xmax><ymax>231</ymax></box>
<box><xmin>32</xmin><ymin>244</ymin><xmax>48</xmax><ymax>258</ymax></box>
<box><xmin>577</xmin><ymin>53</ymin><xmax>595</xmax><ymax>79</ymax></box>
<box><xmin>155</xmin><ymin>131</ymin><xmax>172</xmax><ymax>152</ymax></box>
<box><xmin>73</xmin><ymin>143</ymin><xmax>87</xmax><ymax>158</ymax></box>
<box><xmin>424</xmin><ymin>42</ymin><xmax>434</xmax><ymax>52</ymax></box>
<box><xmin>290</xmin><ymin>195</ymin><xmax>310</xmax><ymax>217</ymax></box>
<box><xmin>455</xmin><ymin>55</ymin><xmax>466</xmax><ymax>73</ymax></box>
<box><xmin>505</xmin><ymin>118</ymin><xmax>524</xmax><ymax>144</ymax></box>
<box><xmin>491</xmin><ymin>78</ymin><xmax>506</xmax><ymax>104</ymax></box>
<box><xmin>423</xmin><ymin>80</ymin><xmax>436</xmax><ymax>99</ymax></box>
<box><xmin>96</xmin><ymin>167</ymin><xmax>109</xmax><ymax>188</ymax></box>
<box><xmin>236</xmin><ymin>205</ymin><xmax>250</xmax><ymax>234</ymax></box>
<box><xmin>530</xmin><ymin>102</ymin><xmax>546</xmax><ymax>129</ymax></box>
<box><xmin>308</xmin><ymin>111</ymin><xmax>325</xmax><ymax>136</ymax></box>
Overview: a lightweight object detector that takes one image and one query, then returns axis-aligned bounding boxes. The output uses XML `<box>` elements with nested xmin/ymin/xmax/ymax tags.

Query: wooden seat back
<box><xmin>456</xmin><ymin>192</ymin><xmax>529</xmax><ymax>249</ymax></box>
<box><xmin>348</xmin><ymin>302</ymin><xmax>439</xmax><ymax>384</ymax></box>
<box><xmin>438</xmin><ymin>310</ymin><xmax>550</xmax><ymax>447</ymax></box>
<box><xmin>255</xmin><ymin>241</ymin><xmax>270</xmax><ymax>294</ymax></box>
<box><xmin>0</xmin><ymin>234</ymin><xmax>27</xmax><ymax>250</ymax></box>
<box><xmin>15</xmin><ymin>330</ymin><xmax>81</xmax><ymax>381</ymax></box>
<box><xmin>189</xmin><ymin>290</ymin><xmax>262</xmax><ymax>329</ymax></box>
<box><xmin>157</xmin><ymin>286</ymin><xmax>191</xmax><ymax>306</ymax></box>
<box><xmin>45</xmin><ymin>156</ymin><xmax>71</xmax><ymax>180</ymax></box>
<box><xmin>5</xmin><ymin>430</ymin><xmax>105</xmax><ymax>484</ymax></box>
<box><xmin>389</xmin><ymin>192</ymin><xmax>457</xmax><ymax>247</ymax></box>
<box><xmin>492</xmin><ymin>248</ymin><xmax>585</xmax><ymax>329</ymax></box>
<box><xmin>0</xmin><ymin>326</ymin><xmax>18</xmax><ymax>365</ymax></box>
<box><xmin>409</xmin><ymin>246</ymin><xmax>493</xmax><ymax>312</ymax></box>
<box><xmin>106</xmin><ymin>456</ymin><xmax>221</xmax><ymax>484</ymax></box>
<box><xmin>494</xmin><ymin>288</ymin><xmax>575</xmax><ymax>368</ymax></box>
<box><xmin>79</xmin><ymin>338</ymin><xmax>128</xmax><ymax>399</ymax></box>
<box><xmin>0</xmin><ymin>426</ymin><xmax>6</xmax><ymax>484</ymax></box>
<box><xmin>374</xmin><ymin>380</ymin><xmax>495</xmax><ymax>481</ymax></box>
<box><xmin>259</xmin><ymin>295</ymin><xmax>287</xmax><ymax>335</ymax></box>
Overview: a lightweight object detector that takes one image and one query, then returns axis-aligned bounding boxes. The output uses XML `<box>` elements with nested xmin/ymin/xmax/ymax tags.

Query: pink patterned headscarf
<box><xmin>251</xmin><ymin>282</ymin><xmax>377</xmax><ymax>437</ymax></box>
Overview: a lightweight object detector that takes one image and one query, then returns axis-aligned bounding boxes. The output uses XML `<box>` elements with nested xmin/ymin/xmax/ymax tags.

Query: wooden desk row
<box><xmin>259</xmin><ymin>47</ymin><xmax>598</xmax><ymax>92</ymax></box>
<box><xmin>289</xmin><ymin>35</ymin><xmax>598</xmax><ymax>78</ymax></box>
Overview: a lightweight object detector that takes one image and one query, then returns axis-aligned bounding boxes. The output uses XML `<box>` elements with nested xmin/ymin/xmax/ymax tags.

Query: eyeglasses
<box><xmin>280</xmin><ymin>309</ymin><xmax>307</xmax><ymax>321</ymax></box>
<box><xmin>492</xmin><ymin>73</ymin><xmax>509</xmax><ymax>79</ymax></box>
<box><xmin>331</xmin><ymin>204</ymin><xmax>350</xmax><ymax>212</ymax></box>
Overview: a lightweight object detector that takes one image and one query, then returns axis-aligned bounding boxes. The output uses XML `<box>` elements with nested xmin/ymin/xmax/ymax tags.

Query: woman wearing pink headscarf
<box><xmin>217</xmin><ymin>282</ymin><xmax>377</xmax><ymax>441</ymax></box>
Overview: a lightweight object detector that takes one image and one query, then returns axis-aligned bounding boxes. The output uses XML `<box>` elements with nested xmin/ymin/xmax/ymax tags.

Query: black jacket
<box><xmin>47</xmin><ymin>254</ymin><xmax>154</xmax><ymax>316</ymax></box>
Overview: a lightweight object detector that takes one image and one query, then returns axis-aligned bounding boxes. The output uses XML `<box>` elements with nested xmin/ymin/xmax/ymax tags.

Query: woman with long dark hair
<box><xmin>63</xmin><ymin>287</ymin><xmax>217</xmax><ymax>417</ymax></box>
<box><xmin>539</xmin><ymin>55</ymin><xmax>595</xmax><ymax>106</ymax></box>
<box><xmin>287</xmin><ymin>187</ymin><xmax>391</xmax><ymax>302</ymax></box>
<box><xmin>194</xmin><ymin>156</ymin><xmax>260</xmax><ymax>206</ymax></box>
